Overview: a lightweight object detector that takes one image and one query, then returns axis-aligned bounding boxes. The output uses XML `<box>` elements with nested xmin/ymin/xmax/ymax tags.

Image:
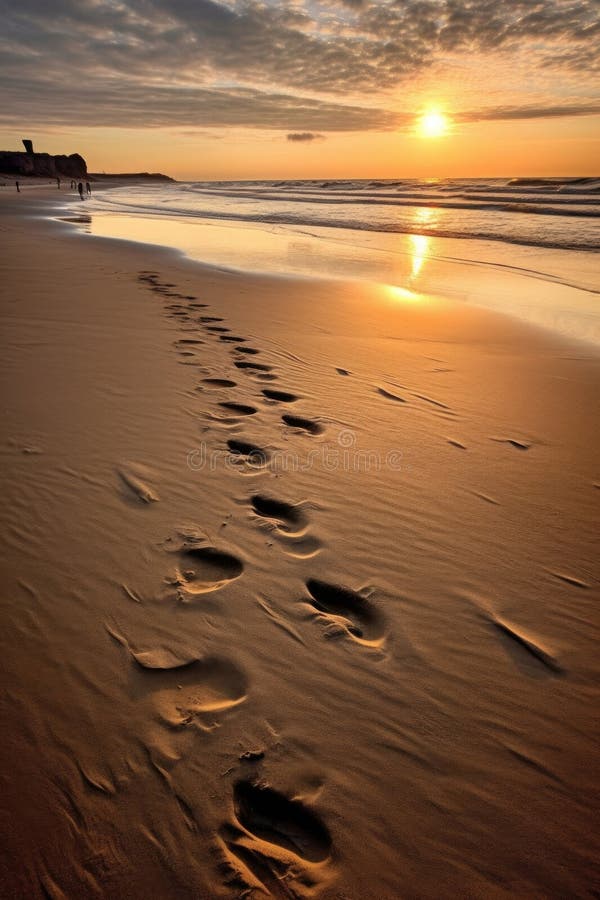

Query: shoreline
<box><xmin>63</xmin><ymin>181</ymin><xmax>600</xmax><ymax>347</ymax></box>
<box><xmin>1</xmin><ymin>192</ymin><xmax>599</xmax><ymax>898</ymax></box>
<box><xmin>47</xmin><ymin>193</ymin><xmax>600</xmax><ymax>350</ymax></box>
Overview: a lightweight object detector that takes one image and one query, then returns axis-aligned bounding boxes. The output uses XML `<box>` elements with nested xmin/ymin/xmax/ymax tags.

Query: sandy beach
<box><xmin>1</xmin><ymin>186</ymin><xmax>599</xmax><ymax>898</ymax></box>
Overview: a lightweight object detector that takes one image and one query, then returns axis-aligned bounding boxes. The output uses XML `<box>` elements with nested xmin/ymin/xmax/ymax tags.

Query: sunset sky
<box><xmin>1</xmin><ymin>0</ymin><xmax>598</xmax><ymax>179</ymax></box>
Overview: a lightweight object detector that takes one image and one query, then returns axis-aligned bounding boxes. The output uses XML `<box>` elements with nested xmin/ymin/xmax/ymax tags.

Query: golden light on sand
<box><xmin>417</xmin><ymin>110</ymin><xmax>450</xmax><ymax>138</ymax></box>
<box><xmin>386</xmin><ymin>285</ymin><xmax>421</xmax><ymax>303</ymax></box>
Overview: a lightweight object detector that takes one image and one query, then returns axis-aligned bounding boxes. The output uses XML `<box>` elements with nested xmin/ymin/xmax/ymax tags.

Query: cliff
<box><xmin>0</xmin><ymin>140</ymin><xmax>176</xmax><ymax>182</ymax></box>
<box><xmin>0</xmin><ymin>150</ymin><xmax>87</xmax><ymax>179</ymax></box>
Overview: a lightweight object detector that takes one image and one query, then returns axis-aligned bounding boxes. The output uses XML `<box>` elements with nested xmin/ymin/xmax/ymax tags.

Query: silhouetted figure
<box><xmin>15</xmin><ymin>181</ymin><xmax>20</xmax><ymax>193</ymax></box>
<box><xmin>56</xmin><ymin>177</ymin><xmax>61</xmax><ymax>189</ymax></box>
<box><xmin>86</xmin><ymin>181</ymin><xmax>91</xmax><ymax>195</ymax></box>
<box><xmin>77</xmin><ymin>181</ymin><xmax>84</xmax><ymax>200</ymax></box>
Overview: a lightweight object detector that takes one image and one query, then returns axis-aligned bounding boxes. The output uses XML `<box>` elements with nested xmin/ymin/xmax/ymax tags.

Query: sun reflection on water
<box><xmin>410</xmin><ymin>234</ymin><xmax>429</xmax><ymax>279</ymax></box>
<box><xmin>409</xmin><ymin>207</ymin><xmax>436</xmax><ymax>283</ymax></box>
<box><xmin>414</xmin><ymin>206</ymin><xmax>436</xmax><ymax>229</ymax></box>
<box><xmin>387</xmin><ymin>207</ymin><xmax>436</xmax><ymax>302</ymax></box>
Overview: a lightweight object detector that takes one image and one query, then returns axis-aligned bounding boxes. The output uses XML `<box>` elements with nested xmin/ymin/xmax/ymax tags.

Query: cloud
<box><xmin>286</xmin><ymin>132</ymin><xmax>324</xmax><ymax>141</ymax></box>
<box><xmin>0</xmin><ymin>0</ymin><xmax>597</xmax><ymax>132</ymax></box>
<box><xmin>0</xmin><ymin>75</ymin><xmax>398</xmax><ymax>131</ymax></box>
<box><xmin>461</xmin><ymin>102</ymin><xmax>600</xmax><ymax>123</ymax></box>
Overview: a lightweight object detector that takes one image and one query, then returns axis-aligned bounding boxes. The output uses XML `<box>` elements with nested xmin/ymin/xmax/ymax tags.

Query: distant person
<box><xmin>15</xmin><ymin>180</ymin><xmax>20</xmax><ymax>193</ymax></box>
<box><xmin>77</xmin><ymin>181</ymin><xmax>84</xmax><ymax>200</ymax></box>
<box><xmin>70</xmin><ymin>179</ymin><xmax>75</xmax><ymax>189</ymax></box>
<box><xmin>56</xmin><ymin>177</ymin><xmax>61</xmax><ymax>189</ymax></box>
<box><xmin>86</xmin><ymin>181</ymin><xmax>91</xmax><ymax>195</ymax></box>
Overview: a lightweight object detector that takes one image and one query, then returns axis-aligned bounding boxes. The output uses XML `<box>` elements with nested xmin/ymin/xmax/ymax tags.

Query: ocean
<box><xmin>96</xmin><ymin>176</ymin><xmax>600</xmax><ymax>251</ymax></box>
<box><xmin>66</xmin><ymin>176</ymin><xmax>600</xmax><ymax>344</ymax></box>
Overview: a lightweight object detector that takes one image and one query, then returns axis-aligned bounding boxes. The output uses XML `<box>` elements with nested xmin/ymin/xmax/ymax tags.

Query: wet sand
<box><xmin>1</xmin><ymin>188</ymin><xmax>599</xmax><ymax>898</ymax></box>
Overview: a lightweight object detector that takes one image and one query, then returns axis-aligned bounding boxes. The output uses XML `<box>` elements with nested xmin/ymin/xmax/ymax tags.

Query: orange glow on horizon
<box><xmin>5</xmin><ymin>111</ymin><xmax>598</xmax><ymax>181</ymax></box>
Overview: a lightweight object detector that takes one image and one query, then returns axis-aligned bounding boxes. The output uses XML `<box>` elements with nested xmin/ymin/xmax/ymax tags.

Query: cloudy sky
<box><xmin>0</xmin><ymin>0</ymin><xmax>598</xmax><ymax>178</ymax></box>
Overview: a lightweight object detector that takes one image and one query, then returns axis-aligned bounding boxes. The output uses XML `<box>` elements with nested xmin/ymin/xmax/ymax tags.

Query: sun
<box><xmin>417</xmin><ymin>110</ymin><xmax>450</xmax><ymax>138</ymax></box>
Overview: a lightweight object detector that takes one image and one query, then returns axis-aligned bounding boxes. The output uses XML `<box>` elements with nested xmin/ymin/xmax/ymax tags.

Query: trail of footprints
<box><xmin>132</xmin><ymin>271</ymin><xmax>347</xmax><ymax>895</ymax></box>
<box><xmin>131</xmin><ymin>272</ymin><xmax>561</xmax><ymax>896</ymax></box>
<box><xmin>140</xmin><ymin>272</ymin><xmax>389</xmax><ymax>637</ymax></box>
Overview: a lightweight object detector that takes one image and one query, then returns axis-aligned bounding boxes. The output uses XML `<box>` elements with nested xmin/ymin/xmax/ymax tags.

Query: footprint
<box><xmin>175</xmin><ymin>339</ymin><xmax>204</xmax><ymax>358</ymax></box>
<box><xmin>305</xmin><ymin>579</ymin><xmax>385</xmax><ymax>647</ymax></box>
<box><xmin>232</xmin><ymin>780</ymin><xmax>332</xmax><ymax>863</ymax></box>
<box><xmin>201</xmin><ymin>378</ymin><xmax>237</xmax><ymax>388</ymax></box>
<box><xmin>200</xmin><ymin>316</ymin><xmax>224</xmax><ymax>322</ymax></box>
<box><xmin>206</xmin><ymin>326</ymin><xmax>230</xmax><ymax>333</ymax></box>
<box><xmin>235</xmin><ymin>361</ymin><xmax>273</xmax><ymax>373</ymax></box>
<box><xmin>220</xmin><ymin>335</ymin><xmax>246</xmax><ymax>343</ymax></box>
<box><xmin>235</xmin><ymin>347</ymin><xmax>260</xmax><ymax>355</ymax></box>
<box><xmin>175</xmin><ymin>544</ymin><xmax>244</xmax><ymax>595</ymax></box>
<box><xmin>107</xmin><ymin>626</ymin><xmax>247</xmax><ymax>726</ymax></box>
<box><xmin>149</xmin><ymin>659</ymin><xmax>247</xmax><ymax>726</ymax></box>
<box><xmin>227</xmin><ymin>439</ymin><xmax>270</xmax><ymax>467</ymax></box>
<box><xmin>251</xmin><ymin>494</ymin><xmax>306</xmax><ymax>535</ymax></box>
<box><xmin>262</xmin><ymin>389</ymin><xmax>297</xmax><ymax>403</ymax></box>
<box><xmin>336</xmin><ymin>368</ymin><xmax>350</xmax><ymax>376</ymax></box>
<box><xmin>218</xmin><ymin>402</ymin><xmax>257</xmax><ymax>417</ymax></box>
<box><xmin>178</xmin><ymin>355</ymin><xmax>204</xmax><ymax>366</ymax></box>
<box><xmin>250</xmin><ymin>495</ymin><xmax>320</xmax><ymax>556</ymax></box>
<box><xmin>282</xmin><ymin>414</ymin><xmax>324</xmax><ymax>436</ymax></box>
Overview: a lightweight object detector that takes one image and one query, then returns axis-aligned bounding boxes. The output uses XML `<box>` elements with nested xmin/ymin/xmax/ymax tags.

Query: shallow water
<box><xmin>64</xmin><ymin>180</ymin><xmax>600</xmax><ymax>346</ymax></box>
